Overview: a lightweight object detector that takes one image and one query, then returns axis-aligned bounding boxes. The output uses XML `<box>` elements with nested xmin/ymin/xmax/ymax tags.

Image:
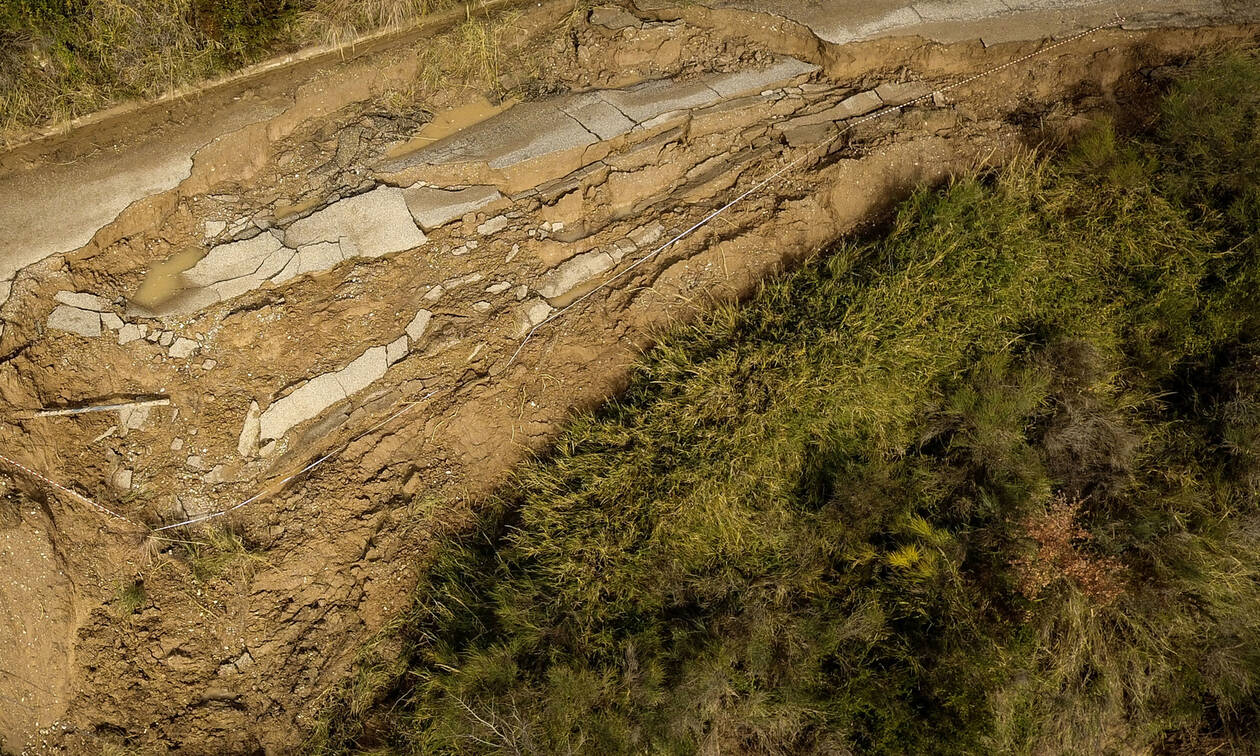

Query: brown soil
<box><xmin>0</xmin><ymin>2</ymin><xmax>1255</xmax><ymax>753</ymax></box>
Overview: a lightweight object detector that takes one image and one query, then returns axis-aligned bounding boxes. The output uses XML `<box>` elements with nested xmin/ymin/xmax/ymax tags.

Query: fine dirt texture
<box><xmin>0</xmin><ymin>0</ymin><xmax>1257</xmax><ymax>752</ymax></box>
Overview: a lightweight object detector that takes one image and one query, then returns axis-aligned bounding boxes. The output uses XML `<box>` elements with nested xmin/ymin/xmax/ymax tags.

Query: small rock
<box><xmin>238</xmin><ymin>401</ymin><xmax>260</xmax><ymax>458</ymax></box>
<box><xmin>466</xmin><ymin>240</ymin><xmax>479</xmax><ymax>250</ymax></box>
<box><xmin>47</xmin><ymin>305</ymin><xmax>101</xmax><ymax>337</ymax></box>
<box><xmin>169</xmin><ymin>337</ymin><xmax>199</xmax><ymax>359</ymax></box>
<box><xmin>54</xmin><ymin>291</ymin><xmax>108</xmax><ymax>311</ymax></box>
<box><xmin>203</xmin><ymin>220</ymin><xmax>227</xmax><ymax>240</ymax></box>
<box><xmin>611</xmin><ymin>238</ymin><xmax>637</xmax><ymax>262</ymax></box>
<box><xmin>452</xmin><ymin>245</ymin><xmax>470</xmax><ymax>256</ymax></box>
<box><xmin>933</xmin><ymin>90</ymin><xmax>947</xmax><ymax>108</ymax></box>
<box><xmin>515</xmin><ymin>299</ymin><xmax>554</xmax><ymax>337</ymax></box>
<box><xmin>477</xmin><ymin>215</ymin><xmax>509</xmax><ymax>235</ymax></box>
<box><xmin>158</xmin><ymin>331</ymin><xmax>175</xmax><ymax>347</ymax></box>
<box><xmin>205</xmin><ymin>465</ymin><xmax>228</xmax><ymax>485</ymax></box>
<box><xmin>100</xmin><ymin>312</ymin><xmax>124</xmax><ymax>330</ymax></box>
<box><xmin>186</xmin><ymin>455</ymin><xmax>206</xmax><ymax>472</ymax></box>
<box><xmin>628</xmin><ymin>221</ymin><xmax>665</xmax><ymax>249</ymax></box>
<box><xmin>535</xmin><ymin>250</ymin><xmax>615</xmax><ymax>299</ymax></box>
<box><xmin>120</xmin><ymin>405</ymin><xmax>151</xmax><ymax>431</ymax></box>
<box><xmin>202</xmin><ymin>359</ymin><xmax>217</xmax><ymax>370</ymax></box>
<box><xmin>112</xmin><ymin>468</ymin><xmax>133</xmax><ymax>491</ymax></box>
<box><xmin>170</xmin><ymin>438</ymin><xmax>184</xmax><ymax>451</ymax></box>
<box><xmin>424</xmin><ymin>285</ymin><xmax>444</xmax><ymax>302</ymax></box>
<box><xmin>514</xmin><ymin>285</ymin><xmax>529</xmax><ymax>300</ymax></box>
<box><xmin>473</xmin><ymin>300</ymin><xmax>493</xmax><ymax>313</ymax></box>
<box><xmin>145</xmin><ymin>329</ymin><xmax>160</xmax><ymax>342</ymax></box>
<box><xmin>485</xmin><ymin>282</ymin><xmax>513</xmax><ymax>295</ymax></box>
<box><xmin>117</xmin><ymin>323</ymin><xmax>148</xmax><ymax>344</ymax></box>
<box><xmin>406</xmin><ymin>310</ymin><xmax>433</xmax><ymax>341</ymax></box>
<box><xmin>506</xmin><ymin>244</ymin><xmax>520</xmax><ymax>263</ymax></box>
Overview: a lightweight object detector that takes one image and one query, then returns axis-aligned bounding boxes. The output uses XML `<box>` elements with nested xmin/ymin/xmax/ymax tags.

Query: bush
<box><xmin>311</xmin><ymin>50</ymin><xmax>1260</xmax><ymax>755</ymax></box>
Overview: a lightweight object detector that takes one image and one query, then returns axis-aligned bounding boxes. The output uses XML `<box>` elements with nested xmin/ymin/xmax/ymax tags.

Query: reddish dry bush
<box><xmin>1013</xmin><ymin>495</ymin><xmax>1126</xmax><ymax>605</ymax></box>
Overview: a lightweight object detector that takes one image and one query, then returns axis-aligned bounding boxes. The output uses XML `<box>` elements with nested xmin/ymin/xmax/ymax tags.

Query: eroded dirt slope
<box><xmin>0</xmin><ymin>1</ymin><xmax>1256</xmax><ymax>752</ymax></box>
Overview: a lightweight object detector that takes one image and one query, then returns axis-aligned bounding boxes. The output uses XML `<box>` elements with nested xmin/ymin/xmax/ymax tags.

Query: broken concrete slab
<box><xmin>101</xmin><ymin>312</ymin><xmax>124</xmax><ymax>330</ymax></box>
<box><xmin>386</xmin><ymin>336</ymin><xmax>409</xmax><ymax>365</ymax></box>
<box><xmin>536</xmin><ymin>250</ymin><xmax>616</xmax><ymax>299</ymax></box>
<box><xmin>402</xmin><ymin>185</ymin><xmax>504</xmax><ymax>231</ymax></box>
<box><xmin>258</xmin><ymin>344</ymin><xmax>391</xmax><ymax>441</ymax></box>
<box><xmin>117</xmin><ymin>323</ymin><xmax>148</xmax><ymax>344</ymax></box>
<box><xmin>284</xmin><ymin>186</ymin><xmax>427</xmax><ymax>258</ymax></box>
<box><xmin>788</xmin><ymin>90</ymin><xmax>884</xmax><ymax>127</ymax></box>
<box><xmin>186</xmin><ymin>234</ymin><xmax>286</xmax><ymax>288</ymax></box>
<box><xmin>597</xmin><ymin>78</ymin><xmax>722</xmax><ymax>124</ymax></box>
<box><xmin>406</xmin><ymin>310</ymin><xmax>433</xmax><ymax>341</ymax></box>
<box><xmin>54</xmin><ymin>291</ymin><xmax>109</xmax><ymax>311</ymax></box>
<box><xmin>560</xmin><ymin>92</ymin><xmax>637</xmax><ymax>140</ymax></box>
<box><xmin>706</xmin><ymin>58</ymin><xmax>821</xmax><ymax>99</ymax></box>
<box><xmin>47</xmin><ymin>305</ymin><xmax>101</xmax><ymax>337</ymax></box>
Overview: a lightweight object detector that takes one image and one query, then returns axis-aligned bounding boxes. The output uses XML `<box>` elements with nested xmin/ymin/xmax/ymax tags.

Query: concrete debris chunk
<box><xmin>386</xmin><ymin>335</ymin><xmax>409</xmax><ymax>365</ymax></box>
<box><xmin>119</xmin><ymin>404</ymin><xmax>151</xmax><ymax>430</ymax></box>
<box><xmin>258</xmin><ymin>345</ymin><xmax>390</xmax><ymax>441</ymax></box>
<box><xmin>476</xmin><ymin>215</ymin><xmax>510</xmax><ymax>235</ymax></box>
<box><xmin>403</xmin><ymin>185</ymin><xmax>504</xmax><ymax>231</ymax></box>
<box><xmin>536</xmin><ymin>250</ymin><xmax>615</xmax><ymax>299</ymax></box>
<box><xmin>158</xmin><ymin>331</ymin><xmax>175</xmax><ymax>347</ymax></box>
<box><xmin>406</xmin><ymin>310</ymin><xmax>433</xmax><ymax>341</ymax></box>
<box><xmin>112</xmin><ymin>468</ymin><xmax>133</xmax><ymax>491</ymax></box>
<box><xmin>186</xmin><ymin>234</ymin><xmax>285</xmax><ymax>288</ymax></box>
<box><xmin>238</xmin><ymin>401</ymin><xmax>261</xmax><ymax>457</ymax></box>
<box><xmin>100</xmin><ymin>312</ymin><xmax>124</xmax><ymax>330</ymax></box>
<box><xmin>515</xmin><ymin>299</ymin><xmax>554</xmax><ymax>337</ymax></box>
<box><xmin>54</xmin><ymin>291</ymin><xmax>109</xmax><ymax>311</ymax></box>
<box><xmin>628</xmin><ymin>221</ymin><xmax>665</xmax><ymax>249</ymax></box>
<box><xmin>485</xmin><ymin>282</ymin><xmax>513</xmax><ymax>295</ymax></box>
<box><xmin>117</xmin><ymin>323</ymin><xmax>148</xmax><ymax>344</ymax></box>
<box><xmin>790</xmin><ymin>90</ymin><xmax>883</xmax><ymax>128</ymax></box>
<box><xmin>169</xmin><ymin>337</ymin><xmax>199</xmax><ymax>358</ymax></box>
<box><xmin>559</xmin><ymin>92</ymin><xmax>637</xmax><ymax>140</ymax></box>
<box><xmin>285</xmin><ymin>186</ymin><xmax>427</xmax><ymax>258</ymax></box>
<box><xmin>706</xmin><ymin>58</ymin><xmax>821</xmax><ymax>99</ymax></box>
<box><xmin>47</xmin><ymin>305</ymin><xmax>101</xmax><ymax>337</ymax></box>
<box><xmin>423</xmin><ymin>285</ymin><xmax>444</xmax><ymax>302</ymax></box>
<box><xmin>473</xmin><ymin>300</ymin><xmax>493</xmax><ymax>313</ymax></box>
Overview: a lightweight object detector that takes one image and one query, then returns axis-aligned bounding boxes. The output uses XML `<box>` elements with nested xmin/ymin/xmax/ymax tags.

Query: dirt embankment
<box><xmin>0</xmin><ymin>1</ymin><xmax>1255</xmax><ymax>752</ymax></box>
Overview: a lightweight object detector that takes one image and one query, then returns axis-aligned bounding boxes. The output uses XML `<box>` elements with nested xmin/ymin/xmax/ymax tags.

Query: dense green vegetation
<box><xmin>313</xmin><ymin>52</ymin><xmax>1260</xmax><ymax>754</ymax></box>
<box><xmin>0</xmin><ymin>0</ymin><xmax>454</xmax><ymax>136</ymax></box>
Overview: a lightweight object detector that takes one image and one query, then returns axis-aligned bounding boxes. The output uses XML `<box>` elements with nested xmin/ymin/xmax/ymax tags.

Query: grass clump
<box><xmin>310</xmin><ymin>51</ymin><xmax>1260</xmax><ymax>754</ymax></box>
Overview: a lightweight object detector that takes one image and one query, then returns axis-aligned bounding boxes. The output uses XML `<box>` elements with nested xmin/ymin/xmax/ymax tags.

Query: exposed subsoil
<box><xmin>0</xmin><ymin>1</ymin><xmax>1256</xmax><ymax>752</ymax></box>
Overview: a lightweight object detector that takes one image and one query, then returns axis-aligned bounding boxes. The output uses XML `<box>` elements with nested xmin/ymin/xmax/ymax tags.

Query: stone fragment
<box><xmin>158</xmin><ymin>331</ymin><xmax>175</xmax><ymax>347</ymax></box>
<box><xmin>170</xmin><ymin>438</ymin><xmax>184</xmax><ymax>451</ymax></box>
<box><xmin>169</xmin><ymin>337</ymin><xmax>199</xmax><ymax>358</ymax></box>
<box><xmin>119</xmin><ymin>405</ymin><xmax>151</xmax><ymax>430</ymax></box>
<box><xmin>589</xmin><ymin>5</ymin><xmax>640</xmax><ymax>29</ymax></box>
<box><xmin>875</xmin><ymin>81</ymin><xmax>933</xmax><ymax>106</ymax></box>
<box><xmin>536</xmin><ymin>250</ymin><xmax>615</xmax><ymax>299</ymax></box>
<box><xmin>258</xmin><ymin>345</ymin><xmax>389</xmax><ymax>440</ymax></box>
<box><xmin>423</xmin><ymin>285</ymin><xmax>444</xmax><ymax>302</ymax></box>
<box><xmin>485</xmin><ymin>282</ymin><xmax>513</xmax><ymax>295</ymax></box>
<box><xmin>705</xmin><ymin>58</ymin><xmax>821</xmax><ymax>99</ymax></box>
<box><xmin>54</xmin><ymin>291</ymin><xmax>109</xmax><ymax>311</ymax></box>
<box><xmin>515</xmin><ymin>299</ymin><xmax>554</xmax><ymax>337</ymax></box>
<box><xmin>100</xmin><ymin>312</ymin><xmax>124</xmax><ymax>330</ymax></box>
<box><xmin>238</xmin><ymin>401</ymin><xmax>260</xmax><ymax>458</ymax></box>
<box><xmin>444</xmin><ymin>272</ymin><xmax>483</xmax><ymax>289</ymax></box>
<box><xmin>117</xmin><ymin>323</ymin><xmax>147</xmax><ymax>344</ymax></box>
<box><xmin>514</xmin><ymin>285</ymin><xmax>528</xmax><ymax>300</ymax></box>
<box><xmin>473</xmin><ymin>300</ymin><xmax>493</xmax><ymax>313</ymax></box>
<box><xmin>406</xmin><ymin>310</ymin><xmax>433</xmax><ymax>341</ymax></box>
<box><xmin>145</xmin><ymin>329</ymin><xmax>160</xmax><ymax>342</ymax></box>
<box><xmin>202</xmin><ymin>359</ymin><xmax>217</xmax><ymax>370</ymax></box>
<box><xmin>203</xmin><ymin>220</ymin><xmax>227</xmax><ymax>239</ymax></box>
<box><xmin>628</xmin><ymin>221</ymin><xmax>665</xmax><ymax>249</ymax></box>
<box><xmin>112</xmin><ymin>468</ymin><xmax>133</xmax><ymax>491</ymax></box>
<box><xmin>386</xmin><ymin>335</ymin><xmax>409</xmax><ymax>365</ymax></box>
<box><xmin>507</xmin><ymin>244</ymin><xmax>520</xmax><ymax>263</ymax></box>
<box><xmin>477</xmin><ymin>215</ymin><xmax>510</xmax><ymax>235</ymax></box>
<box><xmin>285</xmin><ymin>186</ymin><xmax>427</xmax><ymax>258</ymax></box>
<box><xmin>402</xmin><ymin>185</ymin><xmax>504</xmax><ymax>231</ymax></box>
<box><xmin>186</xmin><ymin>234</ymin><xmax>286</xmax><ymax>288</ymax></box>
<box><xmin>205</xmin><ymin>465</ymin><xmax>228</xmax><ymax>485</ymax></box>
<box><xmin>186</xmin><ymin>455</ymin><xmax>206</xmax><ymax>471</ymax></box>
<box><xmin>789</xmin><ymin>90</ymin><xmax>883</xmax><ymax>127</ymax></box>
<box><xmin>612</xmin><ymin>238</ymin><xmax>637</xmax><ymax>262</ymax></box>
<box><xmin>47</xmin><ymin>305</ymin><xmax>101</xmax><ymax>337</ymax></box>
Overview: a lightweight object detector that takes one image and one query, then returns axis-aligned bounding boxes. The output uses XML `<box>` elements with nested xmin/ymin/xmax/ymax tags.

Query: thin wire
<box><xmin>506</xmin><ymin>15</ymin><xmax>1126</xmax><ymax>366</ymax></box>
<box><xmin>0</xmin><ymin>450</ymin><xmax>140</xmax><ymax>527</ymax></box>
